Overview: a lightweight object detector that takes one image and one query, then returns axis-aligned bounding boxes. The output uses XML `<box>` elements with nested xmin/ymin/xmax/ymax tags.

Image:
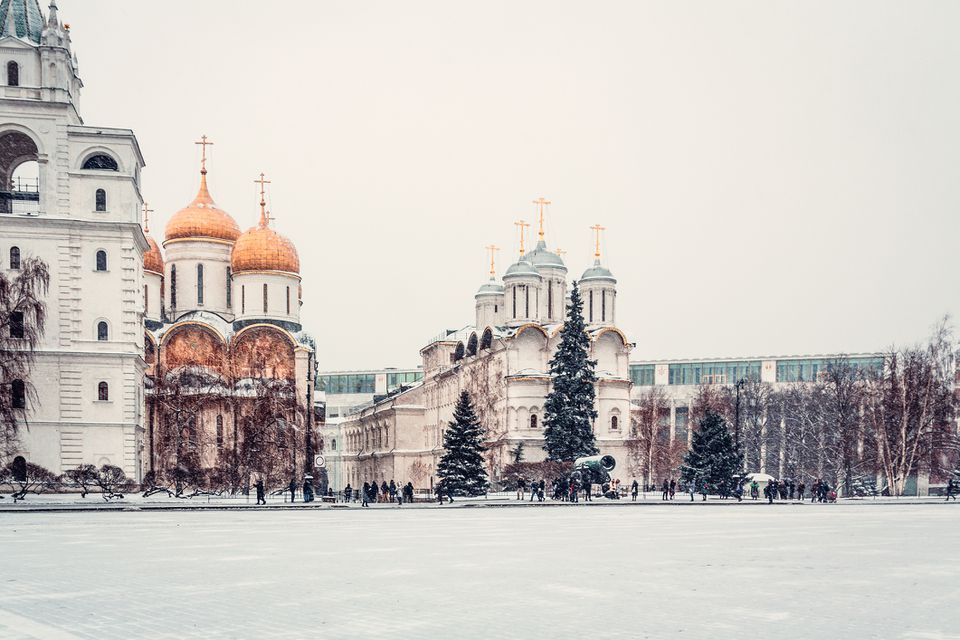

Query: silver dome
<box><xmin>580</xmin><ymin>259</ymin><xmax>616</xmax><ymax>283</ymax></box>
<box><xmin>525</xmin><ymin>240</ymin><xmax>566</xmax><ymax>270</ymax></box>
<box><xmin>504</xmin><ymin>258</ymin><xmax>541</xmax><ymax>279</ymax></box>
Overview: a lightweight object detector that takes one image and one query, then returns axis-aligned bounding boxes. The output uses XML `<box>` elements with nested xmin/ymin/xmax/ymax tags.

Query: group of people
<box><xmin>252</xmin><ymin>476</ymin><xmax>315</xmax><ymax>505</ymax></box>
<box><xmin>343</xmin><ymin>480</ymin><xmax>416</xmax><ymax>507</ymax></box>
<box><xmin>515</xmin><ymin>475</ymin><xmax>601</xmax><ymax>503</ymax></box>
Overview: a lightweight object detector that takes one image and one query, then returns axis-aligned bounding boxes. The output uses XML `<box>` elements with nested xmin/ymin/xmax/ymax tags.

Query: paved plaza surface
<box><xmin>2</xmin><ymin>503</ymin><xmax>958</xmax><ymax>639</ymax></box>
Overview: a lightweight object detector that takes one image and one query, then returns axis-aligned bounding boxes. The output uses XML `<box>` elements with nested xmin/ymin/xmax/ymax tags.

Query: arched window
<box><xmin>262</xmin><ymin>283</ymin><xmax>268</xmax><ymax>313</ymax></box>
<box><xmin>453</xmin><ymin>342</ymin><xmax>465</xmax><ymax>362</ymax></box>
<box><xmin>82</xmin><ymin>154</ymin><xmax>119</xmax><ymax>171</ymax></box>
<box><xmin>7</xmin><ymin>61</ymin><xmax>18</xmax><ymax>87</ymax></box>
<box><xmin>97</xmin><ymin>321</ymin><xmax>108</xmax><ymax>341</ymax></box>
<box><xmin>97</xmin><ymin>381</ymin><xmax>109</xmax><ymax>401</ymax></box>
<box><xmin>480</xmin><ymin>328</ymin><xmax>493</xmax><ymax>350</ymax></box>
<box><xmin>143</xmin><ymin>284</ymin><xmax>148</xmax><ymax>314</ymax></box>
<box><xmin>11</xmin><ymin>379</ymin><xmax>26</xmax><ymax>409</ymax></box>
<box><xmin>9</xmin><ymin>246</ymin><xmax>21</xmax><ymax>269</ymax></box>
<box><xmin>225</xmin><ymin>267</ymin><xmax>232</xmax><ymax>308</ymax></box>
<box><xmin>95</xmin><ymin>188</ymin><xmax>106</xmax><ymax>212</ymax></box>
<box><xmin>170</xmin><ymin>265</ymin><xmax>177</xmax><ymax>308</ymax></box>
<box><xmin>331</xmin><ymin>438</ymin><xmax>337</xmax><ymax>451</ymax></box>
<box><xmin>610</xmin><ymin>415</ymin><xmax>619</xmax><ymax>431</ymax></box>
<box><xmin>196</xmin><ymin>263</ymin><xmax>204</xmax><ymax>304</ymax></box>
<box><xmin>216</xmin><ymin>414</ymin><xmax>224</xmax><ymax>448</ymax></box>
<box><xmin>95</xmin><ymin>250</ymin><xmax>107</xmax><ymax>271</ymax></box>
<box><xmin>530</xmin><ymin>414</ymin><xmax>538</xmax><ymax>429</ymax></box>
<box><xmin>466</xmin><ymin>333</ymin><xmax>478</xmax><ymax>357</ymax></box>
<box><xmin>12</xmin><ymin>455</ymin><xmax>26</xmax><ymax>481</ymax></box>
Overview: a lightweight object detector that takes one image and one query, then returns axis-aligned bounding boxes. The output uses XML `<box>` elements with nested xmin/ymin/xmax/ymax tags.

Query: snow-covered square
<box><xmin>1</xmin><ymin>502</ymin><xmax>958</xmax><ymax>639</ymax></box>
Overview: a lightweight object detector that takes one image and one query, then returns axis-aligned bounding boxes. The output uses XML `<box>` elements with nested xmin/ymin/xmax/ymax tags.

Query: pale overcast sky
<box><xmin>63</xmin><ymin>1</ymin><xmax>960</xmax><ymax>370</ymax></box>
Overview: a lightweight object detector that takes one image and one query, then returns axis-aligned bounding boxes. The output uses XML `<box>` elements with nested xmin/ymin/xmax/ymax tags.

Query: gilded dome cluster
<box><xmin>231</xmin><ymin>221</ymin><xmax>300</xmax><ymax>274</ymax></box>
<box><xmin>164</xmin><ymin>172</ymin><xmax>241</xmax><ymax>244</ymax></box>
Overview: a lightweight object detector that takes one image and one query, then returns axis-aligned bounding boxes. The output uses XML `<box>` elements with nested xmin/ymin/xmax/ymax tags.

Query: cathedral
<box><xmin>0</xmin><ymin>1</ymin><xmax>315</xmax><ymax>486</ymax></box>
<box><xmin>335</xmin><ymin>208</ymin><xmax>634</xmax><ymax>490</ymax></box>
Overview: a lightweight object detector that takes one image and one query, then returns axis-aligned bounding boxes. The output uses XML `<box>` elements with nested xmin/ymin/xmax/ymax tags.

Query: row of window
<box><xmin>668</xmin><ymin>361</ymin><xmax>763</xmax><ymax>386</ymax></box>
<box><xmin>629</xmin><ymin>357</ymin><xmax>885</xmax><ymax>386</ymax></box>
<box><xmin>168</xmin><ymin>263</ymin><xmax>292</xmax><ymax>314</ymax></box>
<box><xmin>6</xmin><ymin>246</ymin><xmax>109</xmax><ymax>272</ymax></box>
<box><xmin>10</xmin><ymin>379</ymin><xmax>112</xmax><ymax>408</ymax></box>
<box><xmin>775</xmin><ymin>357</ymin><xmax>883</xmax><ymax>383</ymax></box>
<box><xmin>386</xmin><ymin>371</ymin><xmax>423</xmax><ymax>390</ymax></box>
<box><xmin>319</xmin><ymin>374</ymin><xmax>376</xmax><ymax>394</ymax></box>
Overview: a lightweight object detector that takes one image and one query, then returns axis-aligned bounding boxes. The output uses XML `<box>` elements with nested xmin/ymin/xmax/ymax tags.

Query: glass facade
<box><xmin>775</xmin><ymin>356</ymin><xmax>883</xmax><ymax>383</ymax></box>
<box><xmin>319</xmin><ymin>374</ymin><xmax>376</xmax><ymax>394</ymax></box>
<box><xmin>387</xmin><ymin>370</ymin><xmax>423</xmax><ymax>390</ymax></box>
<box><xmin>629</xmin><ymin>364</ymin><xmax>655</xmax><ymax>386</ymax></box>
<box><xmin>668</xmin><ymin>361</ymin><xmax>761</xmax><ymax>385</ymax></box>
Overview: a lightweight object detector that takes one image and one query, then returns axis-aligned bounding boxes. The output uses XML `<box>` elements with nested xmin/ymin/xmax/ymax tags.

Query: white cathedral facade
<box><xmin>0</xmin><ymin>1</ymin><xmax>148</xmax><ymax>479</ymax></box>
<box><xmin>335</xmin><ymin>219</ymin><xmax>635</xmax><ymax>489</ymax></box>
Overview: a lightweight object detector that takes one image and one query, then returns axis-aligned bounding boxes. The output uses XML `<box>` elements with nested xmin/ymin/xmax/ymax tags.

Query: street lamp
<box><xmin>734</xmin><ymin>377</ymin><xmax>746</xmax><ymax>454</ymax></box>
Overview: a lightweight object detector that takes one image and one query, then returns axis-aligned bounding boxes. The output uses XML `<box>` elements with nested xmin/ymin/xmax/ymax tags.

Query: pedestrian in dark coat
<box><xmin>669</xmin><ymin>479</ymin><xmax>676</xmax><ymax>500</ymax></box>
<box><xmin>361</xmin><ymin>482</ymin><xmax>370</xmax><ymax>507</ymax></box>
<box><xmin>389</xmin><ymin>480</ymin><xmax>397</xmax><ymax>502</ymax></box>
<box><xmin>344</xmin><ymin>484</ymin><xmax>352</xmax><ymax>503</ymax></box>
<box><xmin>380</xmin><ymin>481</ymin><xmax>389</xmax><ymax>503</ymax></box>
<box><xmin>569</xmin><ymin>478</ymin><xmax>579</xmax><ymax>503</ymax></box>
<box><xmin>538</xmin><ymin>480</ymin><xmax>545</xmax><ymax>502</ymax></box>
<box><xmin>797</xmin><ymin>482</ymin><xmax>805</xmax><ymax>500</ymax></box>
<box><xmin>583</xmin><ymin>479</ymin><xmax>592</xmax><ymax>501</ymax></box>
<box><xmin>661</xmin><ymin>480</ymin><xmax>669</xmax><ymax>501</ymax></box>
<box><xmin>289</xmin><ymin>478</ymin><xmax>297</xmax><ymax>502</ymax></box>
<box><xmin>631</xmin><ymin>479</ymin><xmax>639</xmax><ymax>501</ymax></box>
<box><xmin>370</xmin><ymin>481</ymin><xmax>379</xmax><ymax>503</ymax></box>
<box><xmin>946</xmin><ymin>479</ymin><xmax>956</xmax><ymax>501</ymax></box>
<box><xmin>811</xmin><ymin>479</ymin><xmax>820</xmax><ymax>503</ymax></box>
<box><xmin>766</xmin><ymin>480</ymin><xmax>775</xmax><ymax>504</ymax></box>
<box><xmin>303</xmin><ymin>477</ymin><xmax>314</xmax><ymax>503</ymax></box>
<box><xmin>255</xmin><ymin>479</ymin><xmax>266</xmax><ymax>505</ymax></box>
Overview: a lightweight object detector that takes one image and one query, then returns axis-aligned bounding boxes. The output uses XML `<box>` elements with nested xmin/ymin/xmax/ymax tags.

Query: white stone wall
<box><xmin>162</xmin><ymin>239</ymin><xmax>234</xmax><ymax>320</ymax></box>
<box><xmin>232</xmin><ymin>271</ymin><xmax>301</xmax><ymax>325</ymax></box>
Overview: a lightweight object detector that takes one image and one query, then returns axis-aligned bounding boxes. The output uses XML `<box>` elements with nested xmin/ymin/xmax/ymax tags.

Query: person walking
<box><xmin>669</xmin><ymin>479</ymin><xmax>676</xmax><ymax>500</ymax></box>
<box><xmin>797</xmin><ymin>481</ymin><xmax>805</xmax><ymax>501</ymax></box>
<box><xmin>530</xmin><ymin>480</ymin><xmax>537</xmax><ymax>502</ymax></box>
<box><xmin>766</xmin><ymin>480</ymin><xmax>775</xmax><ymax>504</ymax></box>
<box><xmin>370</xmin><ymin>480</ymin><xmax>379</xmax><ymax>504</ymax></box>
<box><xmin>288</xmin><ymin>478</ymin><xmax>297</xmax><ymax>503</ymax></box>
<box><xmin>380</xmin><ymin>481</ymin><xmax>389</xmax><ymax>503</ymax></box>
<box><xmin>389</xmin><ymin>479</ymin><xmax>397</xmax><ymax>503</ymax></box>
<box><xmin>631</xmin><ymin>479</ymin><xmax>639</xmax><ymax>501</ymax></box>
<box><xmin>569</xmin><ymin>477</ymin><xmax>579</xmax><ymax>503</ymax></box>
<box><xmin>583</xmin><ymin>479</ymin><xmax>592</xmax><ymax>502</ymax></box>
<box><xmin>517</xmin><ymin>476</ymin><xmax>527</xmax><ymax>501</ymax></box>
<box><xmin>255</xmin><ymin>479</ymin><xmax>266</xmax><ymax>505</ymax></box>
<box><xmin>303</xmin><ymin>476</ymin><xmax>315</xmax><ymax>503</ymax></box>
<box><xmin>361</xmin><ymin>482</ymin><xmax>370</xmax><ymax>507</ymax></box>
<box><xmin>344</xmin><ymin>483</ymin><xmax>352</xmax><ymax>503</ymax></box>
<box><xmin>538</xmin><ymin>479</ymin><xmax>545</xmax><ymax>502</ymax></box>
<box><xmin>750</xmin><ymin>480</ymin><xmax>759</xmax><ymax>500</ymax></box>
<box><xmin>811</xmin><ymin>479</ymin><xmax>820</xmax><ymax>503</ymax></box>
<box><xmin>661</xmin><ymin>479</ymin><xmax>669</xmax><ymax>501</ymax></box>
<box><xmin>945</xmin><ymin>479</ymin><xmax>956</xmax><ymax>501</ymax></box>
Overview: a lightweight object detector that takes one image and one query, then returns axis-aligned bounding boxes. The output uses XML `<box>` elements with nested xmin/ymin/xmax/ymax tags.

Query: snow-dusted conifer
<box><xmin>542</xmin><ymin>280</ymin><xmax>598</xmax><ymax>461</ymax></box>
<box><xmin>680</xmin><ymin>409</ymin><xmax>742</xmax><ymax>494</ymax></box>
<box><xmin>437</xmin><ymin>391</ymin><xmax>489</xmax><ymax>496</ymax></box>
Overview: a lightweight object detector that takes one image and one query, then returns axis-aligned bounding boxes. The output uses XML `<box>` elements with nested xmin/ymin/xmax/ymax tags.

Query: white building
<box><xmin>337</xmin><ymin>216</ymin><xmax>634</xmax><ymax>491</ymax></box>
<box><xmin>1</xmin><ymin>1</ymin><xmax>147</xmax><ymax>479</ymax></box>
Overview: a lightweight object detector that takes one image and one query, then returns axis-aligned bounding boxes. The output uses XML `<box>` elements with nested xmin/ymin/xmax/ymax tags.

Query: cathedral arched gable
<box><xmin>591</xmin><ymin>326</ymin><xmax>628</xmax><ymax>347</ymax></box>
<box><xmin>230</xmin><ymin>324</ymin><xmax>296</xmax><ymax>380</ymax></box>
<box><xmin>513</xmin><ymin>323</ymin><xmax>549</xmax><ymax>342</ymax></box>
<box><xmin>159</xmin><ymin>322</ymin><xmax>228</xmax><ymax>372</ymax></box>
<box><xmin>76</xmin><ymin>146</ymin><xmax>124</xmax><ymax>173</ymax></box>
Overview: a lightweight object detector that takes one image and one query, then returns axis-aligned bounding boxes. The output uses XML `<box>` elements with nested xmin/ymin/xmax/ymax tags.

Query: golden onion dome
<box><xmin>164</xmin><ymin>171</ymin><xmax>240</xmax><ymax>244</ymax></box>
<box><xmin>144</xmin><ymin>235</ymin><xmax>164</xmax><ymax>275</ymax></box>
<box><xmin>231</xmin><ymin>205</ymin><xmax>300</xmax><ymax>274</ymax></box>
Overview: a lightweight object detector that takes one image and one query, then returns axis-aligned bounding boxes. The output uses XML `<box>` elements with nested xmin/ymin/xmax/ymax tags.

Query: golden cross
<box><xmin>556</xmin><ymin>247</ymin><xmax>566</xmax><ymax>258</ymax></box>
<box><xmin>590</xmin><ymin>224</ymin><xmax>606</xmax><ymax>258</ymax></box>
<box><xmin>533</xmin><ymin>197</ymin><xmax>551</xmax><ymax>241</ymax></box>
<box><xmin>255</xmin><ymin>172</ymin><xmax>271</xmax><ymax>226</ymax></box>
<box><xmin>142</xmin><ymin>202</ymin><xmax>154</xmax><ymax>233</ymax></box>
<box><xmin>485</xmin><ymin>244</ymin><xmax>499</xmax><ymax>277</ymax></box>
<box><xmin>514</xmin><ymin>219</ymin><xmax>530</xmax><ymax>256</ymax></box>
<box><xmin>194</xmin><ymin>135</ymin><xmax>213</xmax><ymax>173</ymax></box>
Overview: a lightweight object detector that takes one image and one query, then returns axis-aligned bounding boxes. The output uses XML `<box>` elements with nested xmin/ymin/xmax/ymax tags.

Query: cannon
<box><xmin>571</xmin><ymin>455</ymin><xmax>617</xmax><ymax>497</ymax></box>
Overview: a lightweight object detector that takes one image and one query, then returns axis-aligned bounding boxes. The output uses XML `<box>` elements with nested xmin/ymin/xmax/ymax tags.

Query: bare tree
<box><xmin>627</xmin><ymin>386</ymin><xmax>671</xmax><ymax>487</ymax></box>
<box><xmin>238</xmin><ymin>374</ymin><xmax>306</xmax><ymax>492</ymax></box>
<box><xmin>1</xmin><ymin>461</ymin><xmax>59</xmax><ymax>501</ymax></box>
<box><xmin>864</xmin><ymin>321</ymin><xmax>956</xmax><ymax>496</ymax></box>
<box><xmin>0</xmin><ymin>256</ymin><xmax>49</xmax><ymax>459</ymax></box>
<box><xmin>63</xmin><ymin>464</ymin><xmax>98</xmax><ymax>498</ymax></box>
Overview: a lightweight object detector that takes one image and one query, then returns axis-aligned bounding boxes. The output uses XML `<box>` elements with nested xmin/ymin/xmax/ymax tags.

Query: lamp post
<box><xmin>734</xmin><ymin>377</ymin><xmax>746</xmax><ymax>454</ymax></box>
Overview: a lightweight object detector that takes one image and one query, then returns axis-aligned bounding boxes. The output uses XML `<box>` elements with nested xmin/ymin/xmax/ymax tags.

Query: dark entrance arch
<box><xmin>12</xmin><ymin>455</ymin><xmax>27</xmax><ymax>481</ymax></box>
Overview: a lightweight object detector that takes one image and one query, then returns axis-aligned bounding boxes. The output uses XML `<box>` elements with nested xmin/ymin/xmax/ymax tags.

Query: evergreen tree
<box><xmin>543</xmin><ymin>280</ymin><xmax>598</xmax><ymax>461</ymax></box>
<box><xmin>437</xmin><ymin>391</ymin><xmax>489</xmax><ymax>496</ymax></box>
<box><xmin>680</xmin><ymin>409</ymin><xmax>743</xmax><ymax>495</ymax></box>
<box><xmin>510</xmin><ymin>441</ymin><xmax>525</xmax><ymax>464</ymax></box>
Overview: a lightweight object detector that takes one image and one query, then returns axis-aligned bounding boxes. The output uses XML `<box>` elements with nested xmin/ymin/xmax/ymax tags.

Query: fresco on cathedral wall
<box><xmin>161</xmin><ymin>325</ymin><xmax>227</xmax><ymax>372</ymax></box>
<box><xmin>231</xmin><ymin>326</ymin><xmax>295</xmax><ymax>381</ymax></box>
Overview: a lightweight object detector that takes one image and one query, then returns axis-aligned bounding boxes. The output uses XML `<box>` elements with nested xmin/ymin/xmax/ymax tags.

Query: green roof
<box><xmin>0</xmin><ymin>0</ymin><xmax>44</xmax><ymax>44</ymax></box>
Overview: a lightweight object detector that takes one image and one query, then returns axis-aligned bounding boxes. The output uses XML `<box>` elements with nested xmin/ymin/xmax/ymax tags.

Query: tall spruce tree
<box><xmin>680</xmin><ymin>409</ymin><xmax>743</xmax><ymax>494</ymax></box>
<box><xmin>437</xmin><ymin>391</ymin><xmax>489</xmax><ymax>496</ymax></box>
<box><xmin>543</xmin><ymin>280</ymin><xmax>598</xmax><ymax>461</ymax></box>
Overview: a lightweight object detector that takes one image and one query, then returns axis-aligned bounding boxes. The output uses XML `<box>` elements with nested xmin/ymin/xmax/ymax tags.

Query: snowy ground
<box><xmin>2</xmin><ymin>503</ymin><xmax>958</xmax><ymax>639</ymax></box>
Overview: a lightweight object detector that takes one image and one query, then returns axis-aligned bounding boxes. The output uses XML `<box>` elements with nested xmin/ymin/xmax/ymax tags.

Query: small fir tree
<box><xmin>437</xmin><ymin>391</ymin><xmax>489</xmax><ymax>496</ymax></box>
<box><xmin>680</xmin><ymin>409</ymin><xmax>743</xmax><ymax>495</ymax></box>
<box><xmin>510</xmin><ymin>441</ymin><xmax>525</xmax><ymax>464</ymax></box>
<box><xmin>543</xmin><ymin>280</ymin><xmax>599</xmax><ymax>461</ymax></box>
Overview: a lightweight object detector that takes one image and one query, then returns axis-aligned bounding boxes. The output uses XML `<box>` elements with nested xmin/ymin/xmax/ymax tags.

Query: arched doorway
<box><xmin>12</xmin><ymin>455</ymin><xmax>27</xmax><ymax>481</ymax></box>
<box><xmin>0</xmin><ymin>130</ymin><xmax>39</xmax><ymax>214</ymax></box>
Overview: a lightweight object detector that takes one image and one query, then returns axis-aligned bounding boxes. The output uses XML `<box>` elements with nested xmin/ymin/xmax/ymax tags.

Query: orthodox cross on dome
<box><xmin>142</xmin><ymin>202</ymin><xmax>154</xmax><ymax>233</ymax></box>
<box><xmin>514</xmin><ymin>219</ymin><xmax>530</xmax><ymax>257</ymax></box>
<box><xmin>485</xmin><ymin>244</ymin><xmax>499</xmax><ymax>277</ymax></box>
<box><xmin>532</xmin><ymin>197</ymin><xmax>551</xmax><ymax>241</ymax></box>
<box><xmin>254</xmin><ymin>172</ymin><xmax>271</xmax><ymax>227</ymax></box>
<box><xmin>590</xmin><ymin>224</ymin><xmax>606</xmax><ymax>259</ymax></box>
<box><xmin>556</xmin><ymin>247</ymin><xmax>566</xmax><ymax>258</ymax></box>
<box><xmin>194</xmin><ymin>135</ymin><xmax>213</xmax><ymax>175</ymax></box>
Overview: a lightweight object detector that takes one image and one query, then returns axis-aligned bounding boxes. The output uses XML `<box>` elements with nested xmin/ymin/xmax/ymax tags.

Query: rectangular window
<box><xmin>196</xmin><ymin>264</ymin><xmax>204</xmax><ymax>305</ymax></box>
<box><xmin>675</xmin><ymin>407</ymin><xmax>689</xmax><ymax>442</ymax></box>
<box><xmin>601</xmin><ymin>291</ymin><xmax>606</xmax><ymax>322</ymax></box>
<box><xmin>524</xmin><ymin>285</ymin><xmax>529</xmax><ymax>318</ymax></box>
<box><xmin>512</xmin><ymin>287</ymin><xmax>517</xmax><ymax>317</ymax></box>
<box><xmin>629</xmin><ymin>364</ymin><xmax>655</xmax><ymax>386</ymax></box>
<box><xmin>241</xmin><ymin>285</ymin><xmax>245</xmax><ymax>313</ymax></box>
<box><xmin>170</xmin><ymin>265</ymin><xmax>177</xmax><ymax>308</ymax></box>
<box><xmin>10</xmin><ymin>311</ymin><xmax>24</xmax><ymax>339</ymax></box>
<box><xmin>144</xmin><ymin>285</ymin><xmax>148</xmax><ymax>314</ymax></box>
<box><xmin>226</xmin><ymin>267</ymin><xmax>232</xmax><ymax>308</ymax></box>
<box><xmin>286</xmin><ymin>286</ymin><xmax>290</xmax><ymax>315</ymax></box>
<box><xmin>548</xmin><ymin>282</ymin><xmax>553</xmax><ymax>318</ymax></box>
<box><xmin>589</xmin><ymin>291</ymin><xmax>594</xmax><ymax>322</ymax></box>
<box><xmin>263</xmin><ymin>283</ymin><xmax>268</xmax><ymax>313</ymax></box>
